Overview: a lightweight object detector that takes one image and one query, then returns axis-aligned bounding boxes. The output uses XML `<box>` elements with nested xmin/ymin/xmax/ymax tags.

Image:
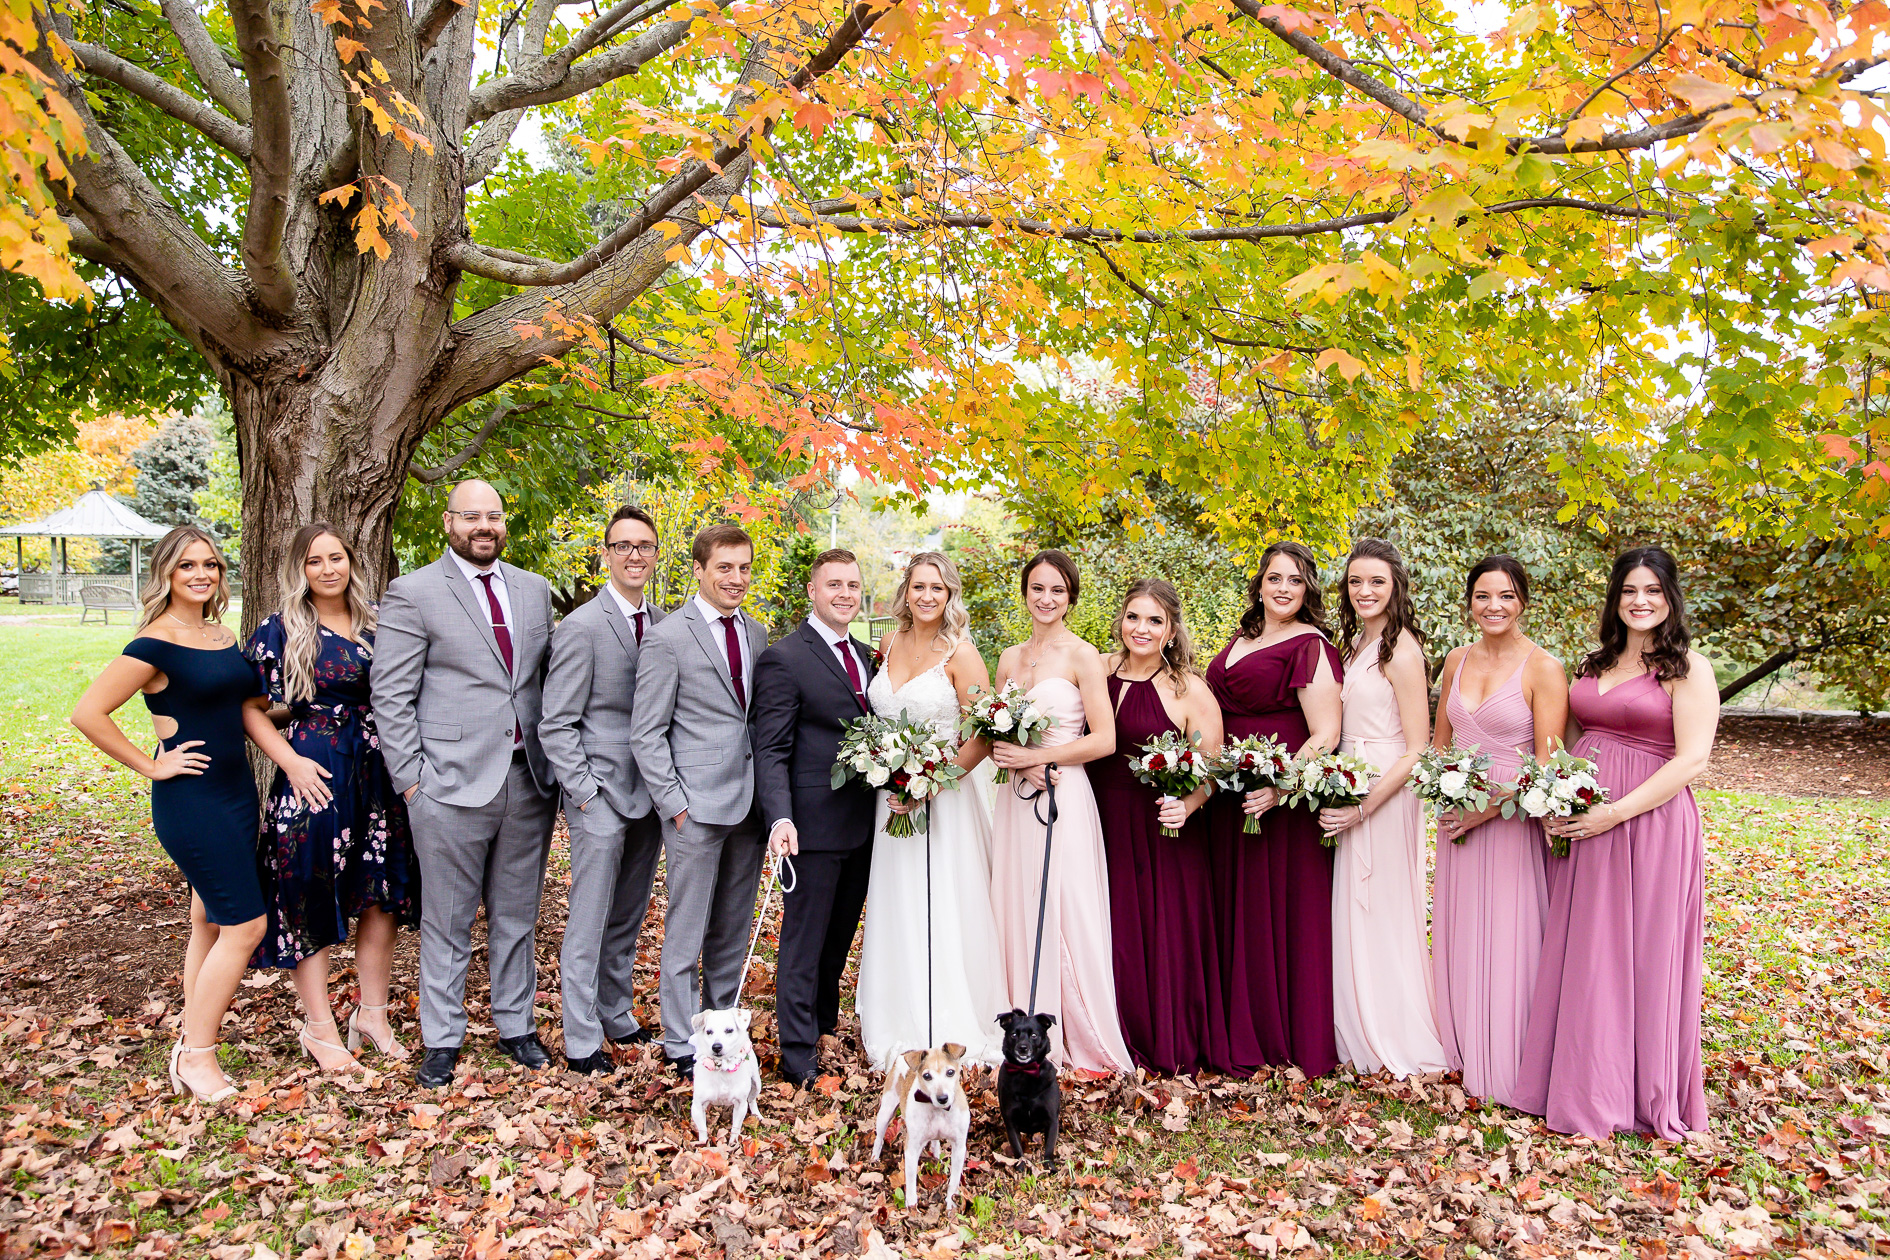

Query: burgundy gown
<box><xmin>1206</xmin><ymin>632</ymin><xmax>1344</xmax><ymax>1078</ymax></box>
<box><xmin>1090</xmin><ymin>673</ymin><xmax>1228</xmax><ymax>1076</ymax></box>
<box><xmin>1514</xmin><ymin>672</ymin><xmax>1709</xmax><ymax>1138</ymax></box>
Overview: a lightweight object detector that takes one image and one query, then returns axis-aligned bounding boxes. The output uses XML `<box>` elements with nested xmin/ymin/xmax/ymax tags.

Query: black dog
<box><xmin>995</xmin><ymin>1009</ymin><xmax>1061</xmax><ymax>1166</ymax></box>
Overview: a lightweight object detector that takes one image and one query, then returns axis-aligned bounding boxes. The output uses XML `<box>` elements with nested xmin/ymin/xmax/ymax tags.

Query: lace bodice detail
<box><xmin>867</xmin><ymin>662</ymin><xmax>960</xmax><ymax>738</ymax></box>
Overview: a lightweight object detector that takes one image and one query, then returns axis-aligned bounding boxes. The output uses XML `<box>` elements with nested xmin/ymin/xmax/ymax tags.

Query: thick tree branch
<box><xmin>1719</xmin><ymin>645</ymin><xmax>1802</xmax><ymax>704</ymax></box>
<box><xmin>1226</xmin><ymin>0</ymin><xmax>1447</xmax><ymax>140</ymax></box>
<box><xmin>411</xmin><ymin>401</ymin><xmax>545</xmax><ymax>482</ymax></box>
<box><xmin>464</xmin><ymin>14</ymin><xmax>703</xmax><ymax>125</ymax></box>
<box><xmin>69</xmin><ymin>41</ymin><xmax>253</xmax><ymax>158</ymax></box>
<box><xmin>453</xmin><ymin>0</ymin><xmax>897</xmax><ymax>286</ymax></box>
<box><xmin>159</xmin><ymin>0</ymin><xmax>251</xmax><ymax>121</ymax></box>
<box><xmin>414</xmin><ymin>0</ymin><xmax>465</xmax><ymax>54</ymax></box>
<box><xmin>227</xmin><ymin>0</ymin><xmax>297</xmax><ymax>319</ymax></box>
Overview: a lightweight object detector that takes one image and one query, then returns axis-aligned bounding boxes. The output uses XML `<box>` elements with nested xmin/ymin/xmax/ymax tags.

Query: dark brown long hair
<box><xmin>1111</xmin><ymin>578</ymin><xmax>1198</xmax><ymax>695</ymax></box>
<box><xmin>1237</xmin><ymin>540</ymin><xmax>1329</xmax><ymax>640</ymax></box>
<box><xmin>1577</xmin><ymin>546</ymin><xmax>1693</xmax><ymax>682</ymax></box>
<box><xmin>1337</xmin><ymin>538</ymin><xmax>1426</xmax><ymax>674</ymax></box>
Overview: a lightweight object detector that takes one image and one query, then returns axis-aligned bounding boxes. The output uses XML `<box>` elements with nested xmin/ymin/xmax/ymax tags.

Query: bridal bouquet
<box><xmin>959</xmin><ymin>681</ymin><xmax>1057</xmax><ymax>783</ymax></box>
<box><xmin>1504</xmin><ymin>747</ymin><xmax>1611</xmax><ymax>857</ymax></box>
<box><xmin>1410</xmin><ymin>745</ymin><xmax>1497</xmax><ymax>844</ymax></box>
<box><xmin>831</xmin><ymin>712</ymin><xmax>967</xmax><ymax>837</ymax></box>
<box><xmin>1127</xmin><ymin>731</ymin><xmax>1213</xmax><ymax>837</ymax></box>
<box><xmin>1285</xmin><ymin>751</ymin><xmax>1377</xmax><ymax>845</ymax></box>
<box><xmin>1208</xmin><ymin>735</ymin><xmax>1297</xmax><ymax>834</ymax></box>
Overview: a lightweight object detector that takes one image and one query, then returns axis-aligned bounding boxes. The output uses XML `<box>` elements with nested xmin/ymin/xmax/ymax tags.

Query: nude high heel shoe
<box><xmin>170</xmin><ymin>1041</ymin><xmax>238</xmax><ymax>1103</ymax></box>
<box><xmin>299</xmin><ymin>1021</ymin><xmax>361</xmax><ymax>1072</ymax></box>
<box><xmin>347</xmin><ymin>1003</ymin><xmax>409</xmax><ymax>1060</ymax></box>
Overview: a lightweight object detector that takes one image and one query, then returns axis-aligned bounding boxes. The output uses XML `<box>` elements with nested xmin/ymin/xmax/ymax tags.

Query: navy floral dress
<box><xmin>245</xmin><ymin>615</ymin><xmax>419</xmax><ymax>968</ymax></box>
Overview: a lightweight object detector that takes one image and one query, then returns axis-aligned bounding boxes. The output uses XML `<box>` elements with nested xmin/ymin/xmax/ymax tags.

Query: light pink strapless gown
<box><xmin>1332</xmin><ymin>647</ymin><xmax>1448</xmax><ymax>1078</ymax></box>
<box><xmin>989</xmin><ymin>678</ymin><xmax>1133</xmax><ymax>1073</ymax></box>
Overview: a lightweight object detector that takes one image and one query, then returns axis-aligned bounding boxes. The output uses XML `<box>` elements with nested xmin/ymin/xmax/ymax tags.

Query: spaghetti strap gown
<box><xmin>1089</xmin><ymin>674</ymin><xmax>1228</xmax><ymax>1076</ymax></box>
<box><xmin>1206</xmin><ymin>633</ymin><xmax>1344</xmax><ymax>1079</ymax></box>
<box><xmin>1330</xmin><ymin>646</ymin><xmax>1447</xmax><ymax>1078</ymax></box>
<box><xmin>119</xmin><ymin>636</ymin><xmax>266</xmax><ymax>925</ymax></box>
<box><xmin>1514</xmin><ymin>673</ymin><xmax>1709</xmax><ymax>1138</ymax></box>
<box><xmin>989</xmin><ymin>678</ymin><xmax>1133</xmax><ymax>1073</ymax></box>
<box><xmin>1432</xmin><ymin>653</ymin><xmax>1548</xmax><ymax>1107</ymax></box>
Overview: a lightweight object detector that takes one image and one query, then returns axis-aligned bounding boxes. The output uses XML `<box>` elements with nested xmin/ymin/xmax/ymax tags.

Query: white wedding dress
<box><xmin>856</xmin><ymin>662</ymin><xmax>1008</xmax><ymax>1070</ymax></box>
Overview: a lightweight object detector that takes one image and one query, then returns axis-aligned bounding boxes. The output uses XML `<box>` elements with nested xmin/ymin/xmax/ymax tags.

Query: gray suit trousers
<box><xmin>560</xmin><ymin>794</ymin><xmax>663</xmax><ymax>1057</ymax></box>
<box><xmin>408</xmin><ymin>759</ymin><xmax>556</xmax><ymax>1047</ymax></box>
<box><xmin>658</xmin><ymin>812</ymin><xmax>766</xmax><ymax>1060</ymax></box>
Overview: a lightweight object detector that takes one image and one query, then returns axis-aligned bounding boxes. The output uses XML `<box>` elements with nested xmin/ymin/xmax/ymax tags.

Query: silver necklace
<box><xmin>166</xmin><ymin>611</ymin><xmax>217</xmax><ymax>642</ymax></box>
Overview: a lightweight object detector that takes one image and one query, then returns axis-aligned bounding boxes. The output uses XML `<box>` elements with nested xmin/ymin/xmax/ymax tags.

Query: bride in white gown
<box><xmin>857</xmin><ymin>552</ymin><xmax>1009</xmax><ymax>1070</ymax></box>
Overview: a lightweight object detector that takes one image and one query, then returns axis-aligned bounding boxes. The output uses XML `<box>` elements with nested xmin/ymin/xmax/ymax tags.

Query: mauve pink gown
<box><xmin>989</xmin><ymin>678</ymin><xmax>1134</xmax><ymax>1073</ymax></box>
<box><xmin>1432</xmin><ymin>652</ymin><xmax>1548</xmax><ymax>1107</ymax></box>
<box><xmin>1331</xmin><ymin>647</ymin><xmax>1447</xmax><ymax>1078</ymax></box>
<box><xmin>1514</xmin><ymin>672</ymin><xmax>1708</xmax><ymax>1138</ymax></box>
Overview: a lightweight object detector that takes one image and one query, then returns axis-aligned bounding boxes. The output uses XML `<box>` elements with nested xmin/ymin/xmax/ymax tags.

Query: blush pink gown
<box><xmin>1331</xmin><ymin>646</ymin><xmax>1447</xmax><ymax>1078</ymax></box>
<box><xmin>989</xmin><ymin>678</ymin><xmax>1134</xmax><ymax>1074</ymax></box>
<box><xmin>1431</xmin><ymin>652</ymin><xmax>1549</xmax><ymax>1107</ymax></box>
<box><xmin>1514</xmin><ymin>672</ymin><xmax>1708</xmax><ymax>1138</ymax></box>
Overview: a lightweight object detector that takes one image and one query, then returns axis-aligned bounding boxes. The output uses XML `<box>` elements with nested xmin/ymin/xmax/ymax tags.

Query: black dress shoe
<box><xmin>416</xmin><ymin>1046</ymin><xmax>459</xmax><ymax>1089</ymax></box>
<box><xmin>497</xmin><ymin>1032</ymin><xmax>551</xmax><ymax>1069</ymax></box>
<box><xmin>670</xmin><ymin>1054</ymin><xmax>696</xmax><ymax>1081</ymax></box>
<box><xmin>608</xmin><ymin>1027</ymin><xmax>656</xmax><ymax>1047</ymax></box>
<box><xmin>781</xmin><ymin>1066</ymin><xmax>820</xmax><ymax>1090</ymax></box>
<box><xmin>566</xmin><ymin>1049</ymin><xmax>615</xmax><ymax>1075</ymax></box>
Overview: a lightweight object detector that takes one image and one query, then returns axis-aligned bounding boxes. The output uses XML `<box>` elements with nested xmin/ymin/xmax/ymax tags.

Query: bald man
<box><xmin>371</xmin><ymin>480</ymin><xmax>559</xmax><ymax>1089</ymax></box>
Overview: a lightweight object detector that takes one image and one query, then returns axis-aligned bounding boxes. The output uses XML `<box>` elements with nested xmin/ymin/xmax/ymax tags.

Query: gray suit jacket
<box><xmin>371</xmin><ymin>554</ymin><xmax>555</xmax><ymax>808</ymax></box>
<box><xmin>628</xmin><ymin>599</ymin><xmax>769</xmax><ymax>827</ymax></box>
<box><xmin>538</xmin><ymin>590</ymin><xmax>666</xmax><ymax>819</ymax></box>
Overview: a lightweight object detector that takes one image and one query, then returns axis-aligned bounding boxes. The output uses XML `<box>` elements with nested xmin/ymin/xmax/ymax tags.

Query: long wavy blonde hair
<box><xmin>891</xmin><ymin>551</ymin><xmax>973</xmax><ymax>653</ymax></box>
<box><xmin>137</xmin><ymin>525</ymin><xmax>232</xmax><ymax>631</ymax></box>
<box><xmin>277</xmin><ymin>522</ymin><xmax>377</xmax><ymax>703</ymax></box>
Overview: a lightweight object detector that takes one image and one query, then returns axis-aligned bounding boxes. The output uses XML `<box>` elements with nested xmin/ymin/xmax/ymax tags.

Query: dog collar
<box><xmin>702</xmin><ymin>1056</ymin><xmax>746</xmax><ymax>1072</ymax></box>
<box><xmin>1005</xmin><ymin>1060</ymin><xmax>1050</xmax><ymax>1075</ymax></box>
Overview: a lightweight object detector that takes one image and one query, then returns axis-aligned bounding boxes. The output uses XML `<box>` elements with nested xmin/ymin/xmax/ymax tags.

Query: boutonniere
<box><xmin>871</xmin><ymin>644</ymin><xmax>885</xmax><ymax>669</ymax></box>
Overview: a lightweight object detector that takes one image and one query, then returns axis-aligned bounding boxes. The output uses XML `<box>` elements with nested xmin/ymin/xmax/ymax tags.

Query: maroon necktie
<box><xmin>720</xmin><ymin>615</ymin><xmax>746</xmax><ymax>708</ymax></box>
<box><xmin>837</xmin><ymin>639</ymin><xmax>866</xmax><ymax>711</ymax></box>
<box><xmin>633</xmin><ymin>609</ymin><xmax>645</xmax><ymax>644</ymax></box>
<box><xmin>476</xmin><ymin>572</ymin><xmax>514</xmax><ymax>674</ymax></box>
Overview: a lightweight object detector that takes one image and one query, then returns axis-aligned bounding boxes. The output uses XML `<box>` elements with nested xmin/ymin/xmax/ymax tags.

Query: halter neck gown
<box><xmin>989</xmin><ymin>677</ymin><xmax>1133</xmax><ymax>1074</ymax></box>
<box><xmin>1330</xmin><ymin>644</ymin><xmax>1447</xmax><ymax>1078</ymax></box>
<box><xmin>1514</xmin><ymin>672</ymin><xmax>1709</xmax><ymax>1138</ymax></box>
<box><xmin>1089</xmin><ymin>673</ymin><xmax>1227</xmax><ymax>1075</ymax></box>
<box><xmin>1206</xmin><ymin>632</ymin><xmax>1344</xmax><ymax>1079</ymax></box>
<box><xmin>1432</xmin><ymin>650</ymin><xmax>1549</xmax><ymax>1107</ymax></box>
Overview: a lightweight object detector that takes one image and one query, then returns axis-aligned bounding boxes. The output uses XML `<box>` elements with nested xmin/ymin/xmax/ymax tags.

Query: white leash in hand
<box><xmin>738</xmin><ymin>850</ymin><xmax>798</xmax><ymax>997</ymax></box>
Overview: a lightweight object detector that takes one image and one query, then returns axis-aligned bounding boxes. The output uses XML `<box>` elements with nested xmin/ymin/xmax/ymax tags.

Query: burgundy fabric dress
<box><xmin>1206</xmin><ymin>633</ymin><xmax>1344</xmax><ymax>1079</ymax></box>
<box><xmin>1514</xmin><ymin>672</ymin><xmax>1709</xmax><ymax>1138</ymax></box>
<box><xmin>1090</xmin><ymin>674</ymin><xmax>1228</xmax><ymax>1076</ymax></box>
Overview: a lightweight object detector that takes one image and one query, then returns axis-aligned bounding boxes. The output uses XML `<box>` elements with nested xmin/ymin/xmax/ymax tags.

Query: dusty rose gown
<box><xmin>1090</xmin><ymin>673</ymin><xmax>1227</xmax><ymax>1076</ymax></box>
<box><xmin>1514</xmin><ymin>672</ymin><xmax>1708</xmax><ymax>1138</ymax></box>
<box><xmin>1330</xmin><ymin>644</ymin><xmax>1447</xmax><ymax>1078</ymax></box>
<box><xmin>1206</xmin><ymin>632</ymin><xmax>1344</xmax><ymax>1079</ymax></box>
<box><xmin>1432</xmin><ymin>651</ymin><xmax>1548</xmax><ymax>1107</ymax></box>
<box><xmin>989</xmin><ymin>677</ymin><xmax>1134</xmax><ymax>1073</ymax></box>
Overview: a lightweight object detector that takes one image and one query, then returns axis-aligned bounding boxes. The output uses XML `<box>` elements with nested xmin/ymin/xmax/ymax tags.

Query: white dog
<box><xmin>688</xmin><ymin>1008</ymin><xmax>761</xmax><ymax>1145</ymax></box>
<box><xmin>870</xmin><ymin>1044</ymin><xmax>971</xmax><ymax>1211</ymax></box>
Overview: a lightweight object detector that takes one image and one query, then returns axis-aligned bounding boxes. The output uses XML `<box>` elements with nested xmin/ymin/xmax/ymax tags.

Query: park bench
<box><xmin>78</xmin><ymin>583</ymin><xmax>138</xmax><ymax>625</ymax></box>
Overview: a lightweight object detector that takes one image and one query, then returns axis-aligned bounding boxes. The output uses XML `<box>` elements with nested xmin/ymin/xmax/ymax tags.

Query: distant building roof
<box><xmin>0</xmin><ymin>489</ymin><xmax>173</xmax><ymax>540</ymax></box>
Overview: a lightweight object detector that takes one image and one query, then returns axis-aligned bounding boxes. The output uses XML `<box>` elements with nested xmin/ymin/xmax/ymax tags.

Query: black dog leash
<box><xmin>1014</xmin><ymin>764</ymin><xmax>1060</xmax><ymax>1012</ymax></box>
<box><xmin>924</xmin><ymin>803</ymin><xmax>934</xmax><ymax>1048</ymax></box>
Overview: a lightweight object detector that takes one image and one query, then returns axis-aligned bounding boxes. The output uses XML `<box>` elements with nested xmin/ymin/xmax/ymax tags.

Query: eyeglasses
<box><xmin>606</xmin><ymin>542</ymin><xmax>660</xmax><ymax>558</ymax></box>
<box><xmin>450</xmin><ymin>511</ymin><xmax>507</xmax><ymax>525</ymax></box>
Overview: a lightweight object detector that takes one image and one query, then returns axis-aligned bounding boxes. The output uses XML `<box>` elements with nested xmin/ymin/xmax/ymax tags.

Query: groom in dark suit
<box><xmin>752</xmin><ymin>549</ymin><xmax>878</xmax><ymax>1087</ymax></box>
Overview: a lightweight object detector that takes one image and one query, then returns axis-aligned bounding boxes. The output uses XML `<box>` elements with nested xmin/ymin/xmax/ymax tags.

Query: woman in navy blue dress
<box><xmin>246</xmin><ymin>523</ymin><xmax>417</xmax><ymax>1070</ymax></box>
<box><xmin>71</xmin><ymin>526</ymin><xmax>333</xmax><ymax>1102</ymax></box>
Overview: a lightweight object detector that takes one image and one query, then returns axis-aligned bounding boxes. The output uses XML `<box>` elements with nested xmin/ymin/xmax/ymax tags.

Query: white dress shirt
<box><xmin>450</xmin><ymin>549</ymin><xmax>520</xmax><ymax>745</ymax></box>
<box><xmin>693</xmin><ymin>593</ymin><xmax>754</xmax><ymax>702</ymax></box>
<box><xmin>605</xmin><ymin>582</ymin><xmax>650</xmax><ymax>635</ymax></box>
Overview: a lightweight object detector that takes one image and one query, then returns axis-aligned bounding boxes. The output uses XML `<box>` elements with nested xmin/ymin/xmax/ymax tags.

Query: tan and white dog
<box><xmin>870</xmin><ymin>1043</ymin><xmax>971</xmax><ymax>1211</ymax></box>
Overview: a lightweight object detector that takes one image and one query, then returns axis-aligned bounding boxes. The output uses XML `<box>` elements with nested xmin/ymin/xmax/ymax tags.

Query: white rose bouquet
<box><xmin>1410</xmin><ymin>745</ymin><xmax>1496</xmax><ymax>844</ymax></box>
<box><xmin>958</xmin><ymin>681</ymin><xmax>1057</xmax><ymax>784</ymax></box>
<box><xmin>1285</xmin><ymin>751</ymin><xmax>1377</xmax><ymax>845</ymax></box>
<box><xmin>1127</xmin><ymin>731</ymin><xmax>1213</xmax><ymax>837</ymax></box>
<box><xmin>1503</xmin><ymin>747</ymin><xmax>1611</xmax><ymax>857</ymax></box>
<box><xmin>1207</xmin><ymin>735</ymin><xmax>1296</xmax><ymax>834</ymax></box>
<box><xmin>831</xmin><ymin>712</ymin><xmax>967</xmax><ymax>837</ymax></box>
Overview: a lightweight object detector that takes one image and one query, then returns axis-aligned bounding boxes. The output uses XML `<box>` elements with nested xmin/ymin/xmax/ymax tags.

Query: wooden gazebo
<box><xmin>0</xmin><ymin>490</ymin><xmax>172</xmax><ymax>605</ymax></box>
